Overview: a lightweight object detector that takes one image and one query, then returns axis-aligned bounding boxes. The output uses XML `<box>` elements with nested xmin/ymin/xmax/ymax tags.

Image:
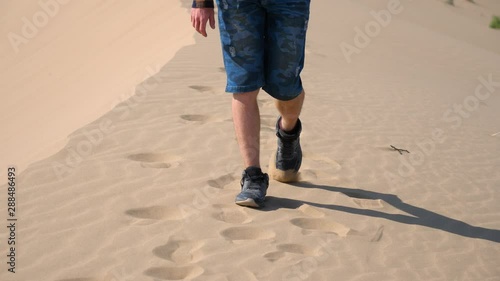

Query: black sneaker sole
<box><xmin>235</xmin><ymin>198</ymin><xmax>263</xmax><ymax>208</ymax></box>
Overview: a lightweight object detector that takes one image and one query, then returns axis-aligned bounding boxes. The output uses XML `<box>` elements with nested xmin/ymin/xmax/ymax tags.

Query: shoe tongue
<box><xmin>245</xmin><ymin>166</ymin><xmax>263</xmax><ymax>177</ymax></box>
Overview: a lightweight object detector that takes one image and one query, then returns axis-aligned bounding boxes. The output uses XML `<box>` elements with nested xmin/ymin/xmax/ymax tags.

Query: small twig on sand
<box><xmin>390</xmin><ymin>145</ymin><xmax>410</xmax><ymax>155</ymax></box>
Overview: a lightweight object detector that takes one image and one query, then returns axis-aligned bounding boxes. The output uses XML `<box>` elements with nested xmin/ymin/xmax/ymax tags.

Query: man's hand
<box><xmin>191</xmin><ymin>8</ymin><xmax>215</xmax><ymax>37</ymax></box>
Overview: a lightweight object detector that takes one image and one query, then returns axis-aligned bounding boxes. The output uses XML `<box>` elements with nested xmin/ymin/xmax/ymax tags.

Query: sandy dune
<box><xmin>0</xmin><ymin>0</ymin><xmax>194</xmax><ymax>172</ymax></box>
<box><xmin>1</xmin><ymin>0</ymin><xmax>499</xmax><ymax>280</ymax></box>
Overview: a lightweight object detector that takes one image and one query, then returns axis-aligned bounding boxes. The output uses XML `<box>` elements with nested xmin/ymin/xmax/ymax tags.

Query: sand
<box><xmin>0</xmin><ymin>0</ymin><xmax>499</xmax><ymax>280</ymax></box>
<box><xmin>0</xmin><ymin>0</ymin><xmax>194</xmax><ymax>172</ymax></box>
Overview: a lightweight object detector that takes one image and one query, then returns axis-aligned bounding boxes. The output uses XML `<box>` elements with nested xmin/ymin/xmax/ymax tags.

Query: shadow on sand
<box><xmin>262</xmin><ymin>181</ymin><xmax>500</xmax><ymax>243</ymax></box>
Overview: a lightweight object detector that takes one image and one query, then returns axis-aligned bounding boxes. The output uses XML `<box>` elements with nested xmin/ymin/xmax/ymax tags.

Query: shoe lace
<box><xmin>241</xmin><ymin>173</ymin><xmax>267</xmax><ymax>190</ymax></box>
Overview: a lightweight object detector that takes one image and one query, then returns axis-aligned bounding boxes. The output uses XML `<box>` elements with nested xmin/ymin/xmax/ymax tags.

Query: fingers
<box><xmin>200</xmin><ymin>17</ymin><xmax>208</xmax><ymax>37</ymax></box>
<box><xmin>209</xmin><ymin>13</ymin><xmax>216</xmax><ymax>29</ymax></box>
<box><xmin>194</xmin><ymin>15</ymin><xmax>203</xmax><ymax>36</ymax></box>
<box><xmin>191</xmin><ymin>9</ymin><xmax>213</xmax><ymax>37</ymax></box>
<box><xmin>191</xmin><ymin>9</ymin><xmax>200</xmax><ymax>34</ymax></box>
<box><xmin>195</xmin><ymin>18</ymin><xmax>201</xmax><ymax>35</ymax></box>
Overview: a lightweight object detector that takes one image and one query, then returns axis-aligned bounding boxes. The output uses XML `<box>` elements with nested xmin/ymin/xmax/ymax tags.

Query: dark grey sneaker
<box><xmin>235</xmin><ymin>167</ymin><xmax>269</xmax><ymax>208</ymax></box>
<box><xmin>271</xmin><ymin>116</ymin><xmax>302</xmax><ymax>182</ymax></box>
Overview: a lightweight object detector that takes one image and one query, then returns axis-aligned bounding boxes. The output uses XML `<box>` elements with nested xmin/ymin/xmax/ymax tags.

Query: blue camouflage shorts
<box><xmin>215</xmin><ymin>0</ymin><xmax>310</xmax><ymax>100</ymax></box>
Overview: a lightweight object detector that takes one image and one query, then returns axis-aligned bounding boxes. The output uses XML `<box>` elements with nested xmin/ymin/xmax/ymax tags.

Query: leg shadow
<box><xmin>262</xmin><ymin>182</ymin><xmax>500</xmax><ymax>243</ymax></box>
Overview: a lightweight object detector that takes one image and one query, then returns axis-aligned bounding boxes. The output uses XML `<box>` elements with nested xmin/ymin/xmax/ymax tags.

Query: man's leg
<box><xmin>232</xmin><ymin>89</ymin><xmax>270</xmax><ymax>208</ymax></box>
<box><xmin>269</xmin><ymin>90</ymin><xmax>304</xmax><ymax>183</ymax></box>
<box><xmin>215</xmin><ymin>0</ymin><xmax>269</xmax><ymax>207</ymax></box>
<box><xmin>232</xmin><ymin>90</ymin><xmax>261</xmax><ymax>168</ymax></box>
<box><xmin>263</xmin><ymin>0</ymin><xmax>309</xmax><ymax>182</ymax></box>
<box><xmin>275</xmin><ymin>90</ymin><xmax>305</xmax><ymax>131</ymax></box>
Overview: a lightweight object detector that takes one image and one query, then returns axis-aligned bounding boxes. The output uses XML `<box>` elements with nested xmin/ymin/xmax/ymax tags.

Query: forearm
<box><xmin>192</xmin><ymin>0</ymin><xmax>214</xmax><ymax>8</ymax></box>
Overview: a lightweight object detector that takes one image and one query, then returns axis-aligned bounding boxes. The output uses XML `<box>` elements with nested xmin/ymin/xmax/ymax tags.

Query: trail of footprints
<box><xmin>58</xmin><ymin>191</ymin><xmax>383</xmax><ymax>280</ymax></box>
<box><xmin>122</xmin><ymin>150</ymin><xmax>384</xmax><ymax>279</ymax></box>
<box><xmin>122</xmin><ymin>172</ymin><xmax>263</xmax><ymax>280</ymax></box>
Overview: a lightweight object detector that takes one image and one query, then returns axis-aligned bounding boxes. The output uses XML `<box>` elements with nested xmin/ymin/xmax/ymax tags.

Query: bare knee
<box><xmin>275</xmin><ymin>91</ymin><xmax>305</xmax><ymax>116</ymax></box>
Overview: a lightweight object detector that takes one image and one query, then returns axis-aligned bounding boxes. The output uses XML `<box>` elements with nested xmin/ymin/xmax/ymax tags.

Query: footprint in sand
<box><xmin>180</xmin><ymin>114</ymin><xmax>212</xmax><ymax>122</ymax></box>
<box><xmin>153</xmin><ymin>239</ymin><xmax>205</xmax><ymax>264</ymax></box>
<box><xmin>125</xmin><ymin>206</ymin><xmax>186</xmax><ymax>221</ymax></box>
<box><xmin>340</xmin><ymin>191</ymin><xmax>384</xmax><ymax>209</ymax></box>
<box><xmin>350</xmin><ymin>198</ymin><xmax>384</xmax><ymax>209</ymax></box>
<box><xmin>211</xmin><ymin>204</ymin><xmax>252</xmax><ymax>224</ymax></box>
<box><xmin>189</xmin><ymin>85</ymin><xmax>214</xmax><ymax>93</ymax></box>
<box><xmin>349</xmin><ymin>225</ymin><xmax>385</xmax><ymax>242</ymax></box>
<box><xmin>144</xmin><ymin>265</ymin><xmax>204</xmax><ymax>281</ymax></box>
<box><xmin>298</xmin><ymin>204</ymin><xmax>326</xmax><ymax>218</ymax></box>
<box><xmin>263</xmin><ymin>251</ymin><xmax>286</xmax><ymax>262</ymax></box>
<box><xmin>264</xmin><ymin>243</ymin><xmax>318</xmax><ymax>262</ymax></box>
<box><xmin>207</xmin><ymin>174</ymin><xmax>235</xmax><ymax>189</ymax></box>
<box><xmin>180</xmin><ymin>114</ymin><xmax>221</xmax><ymax>125</ymax></box>
<box><xmin>220</xmin><ymin>226</ymin><xmax>275</xmax><ymax>241</ymax></box>
<box><xmin>127</xmin><ymin>152</ymin><xmax>180</xmax><ymax>169</ymax></box>
<box><xmin>276</xmin><ymin>243</ymin><xmax>318</xmax><ymax>256</ymax></box>
<box><xmin>290</xmin><ymin>217</ymin><xmax>351</xmax><ymax>237</ymax></box>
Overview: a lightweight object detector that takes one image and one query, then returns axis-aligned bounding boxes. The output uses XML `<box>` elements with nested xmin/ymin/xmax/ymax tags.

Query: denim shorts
<box><xmin>216</xmin><ymin>0</ymin><xmax>310</xmax><ymax>100</ymax></box>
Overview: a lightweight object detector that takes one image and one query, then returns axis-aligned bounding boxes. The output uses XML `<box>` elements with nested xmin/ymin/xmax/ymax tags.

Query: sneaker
<box><xmin>235</xmin><ymin>167</ymin><xmax>269</xmax><ymax>208</ymax></box>
<box><xmin>272</xmin><ymin>116</ymin><xmax>302</xmax><ymax>182</ymax></box>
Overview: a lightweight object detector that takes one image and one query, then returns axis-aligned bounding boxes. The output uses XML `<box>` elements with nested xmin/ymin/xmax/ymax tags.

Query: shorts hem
<box><xmin>263</xmin><ymin>85</ymin><xmax>304</xmax><ymax>101</ymax></box>
<box><xmin>225</xmin><ymin>84</ymin><xmax>264</xmax><ymax>94</ymax></box>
